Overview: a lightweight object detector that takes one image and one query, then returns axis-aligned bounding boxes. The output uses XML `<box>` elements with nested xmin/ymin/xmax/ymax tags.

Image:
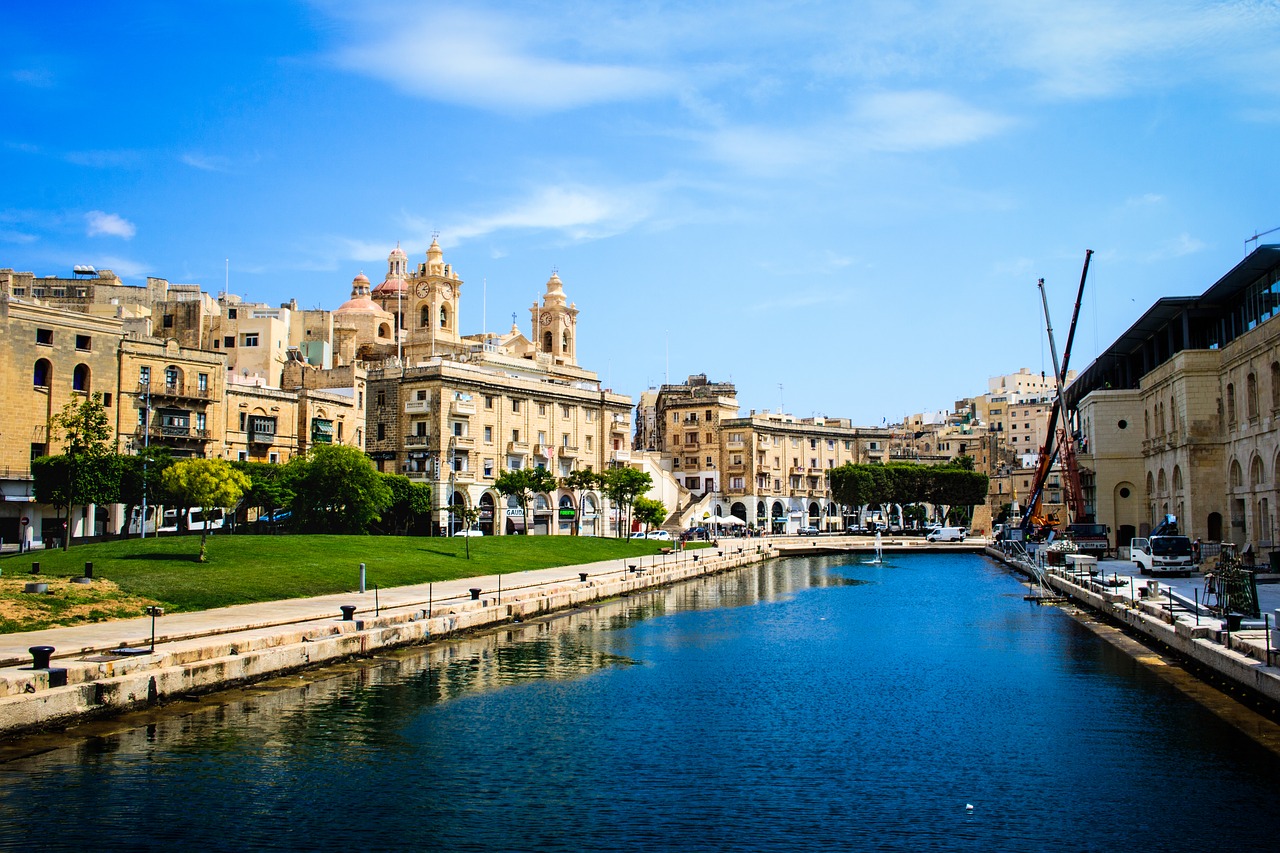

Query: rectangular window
<box><xmin>377</xmin><ymin>390</ymin><xmax>385</xmax><ymax>406</ymax></box>
<box><xmin>238</xmin><ymin>451</ymin><xmax>248</xmax><ymax>462</ymax></box>
<box><xmin>585</xmin><ymin>436</ymin><xmax>592</xmax><ymax>450</ymax></box>
<box><xmin>224</xmin><ymin>336</ymin><xmax>235</xmax><ymax>348</ymax></box>
<box><xmin>484</xmin><ymin>426</ymin><xmax>493</xmax><ymax>442</ymax></box>
<box><xmin>36</xmin><ymin>328</ymin><xmax>52</xmax><ymax>345</ymax></box>
<box><xmin>562</xmin><ymin>433</ymin><xmax>570</xmax><ymax>447</ymax></box>
<box><xmin>163</xmin><ymin>314</ymin><xmax>174</xmax><ymax>329</ymax></box>
<box><xmin>560</xmin><ymin>404</ymin><xmax>570</xmax><ymax>418</ymax></box>
<box><xmin>102</xmin><ymin>393</ymin><xmax>112</xmax><ymax>407</ymax></box>
<box><xmin>139</xmin><ymin>366</ymin><xmax>151</xmax><ymax>385</ymax></box>
<box><xmin>513</xmin><ymin>399</ymin><xmax>521</xmax><ymax>413</ymax></box>
<box><xmin>416</xmin><ymin>389</ymin><xmax>427</xmax><ymax>401</ymax></box>
<box><xmin>198</xmin><ymin>373</ymin><xmax>208</xmax><ymax>392</ymax></box>
<box><xmin>538</xmin><ymin>430</ymin><xmax>547</xmax><ymax>445</ymax></box>
<box><xmin>240</xmin><ymin>412</ymin><xmax>247</xmax><ymax>431</ymax></box>
<box><xmin>485</xmin><ymin>395</ymin><xmax>494</xmax><ymax>409</ymax></box>
<box><xmin>269</xmin><ymin>452</ymin><xmax>279</xmax><ymax>464</ymax></box>
<box><xmin>512</xmin><ymin>429</ymin><xmax>520</xmax><ymax>442</ymax></box>
<box><xmin>338</xmin><ymin>421</ymin><xmax>343</xmax><ymax>440</ymax></box>
<box><xmin>484</xmin><ymin>459</ymin><xmax>494</xmax><ymax>477</ymax></box>
<box><xmin>228</xmin><ymin>308</ymin><xmax>238</xmax><ymax>319</ymax></box>
<box><xmin>538</xmin><ymin>403</ymin><xmax>547</xmax><ymax>416</ymax></box>
<box><xmin>585</xmin><ymin>409</ymin><xmax>594</xmax><ymax>422</ymax></box>
<box><xmin>377</xmin><ymin>423</ymin><xmax>386</xmax><ymax>441</ymax></box>
<box><xmin>75</xmin><ymin>334</ymin><xmax>91</xmax><ymax>351</ymax></box>
<box><xmin>242</xmin><ymin>333</ymin><xmax>259</xmax><ymax>347</ymax></box>
<box><xmin>196</xmin><ymin>412</ymin><xmax>207</xmax><ymax>431</ymax></box>
<box><xmin>453</xmin><ymin>421</ymin><xmax>464</xmax><ymax>437</ymax></box>
<box><xmin>137</xmin><ymin>408</ymin><xmax>147</xmax><ymax>427</ymax></box>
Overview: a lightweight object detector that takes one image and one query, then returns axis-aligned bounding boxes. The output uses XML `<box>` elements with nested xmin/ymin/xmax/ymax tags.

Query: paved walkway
<box><xmin>0</xmin><ymin>547</ymin><xmax>705</xmax><ymax>669</ymax></box>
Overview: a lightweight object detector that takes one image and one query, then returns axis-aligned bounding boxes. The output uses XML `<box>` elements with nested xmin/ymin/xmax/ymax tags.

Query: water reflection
<box><xmin>2</xmin><ymin>553</ymin><xmax>1277</xmax><ymax>852</ymax></box>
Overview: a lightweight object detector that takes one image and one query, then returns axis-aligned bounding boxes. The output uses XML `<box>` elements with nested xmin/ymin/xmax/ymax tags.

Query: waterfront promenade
<box><xmin>989</xmin><ymin>545</ymin><xmax>1280</xmax><ymax>715</ymax></box>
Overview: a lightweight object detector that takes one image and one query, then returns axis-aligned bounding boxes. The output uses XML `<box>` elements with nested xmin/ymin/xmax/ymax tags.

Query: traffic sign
<box><xmin>20</xmin><ymin>516</ymin><xmax>29</xmax><ymax>526</ymax></box>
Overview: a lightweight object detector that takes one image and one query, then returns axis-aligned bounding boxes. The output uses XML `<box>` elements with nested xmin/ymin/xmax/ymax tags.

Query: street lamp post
<box><xmin>140</xmin><ymin>383</ymin><xmax>151</xmax><ymax>540</ymax></box>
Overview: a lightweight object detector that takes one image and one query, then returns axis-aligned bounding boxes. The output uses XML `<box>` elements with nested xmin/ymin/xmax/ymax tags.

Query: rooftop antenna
<box><xmin>482</xmin><ymin>277</ymin><xmax>487</xmax><ymax>340</ymax></box>
<box><xmin>224</xmin><ymin>258</ymin><xmax>228</xmax><ymax>301</ymax></box>
<box><xmin>778</xmin><ymin>383</ymin><xmax>784</xmax><ymax>414</ymax></box>
<box><xmin>664</xmin><ymin>331</ymin><xmax>669</xmax><ymax>386</ymax></box>
<box><xmin>1246</xmin><ymin>225</ymin><xmax>1280</xmax><ymax>253</ymax></box>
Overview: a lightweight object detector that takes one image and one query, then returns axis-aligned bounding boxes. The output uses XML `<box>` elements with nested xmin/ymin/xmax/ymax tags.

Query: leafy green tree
<box><xmin>161</xmin><ymin>458</ymin><xmax>251</xmax><ymax>562</ymax></box>
<box><xmin>495</xmin><ymin>467</ymin><xmax>557</xmax><ymax>534</ymax></box>
<box><xmin>284</xmin><ymin>444</ymin><xmax>393</xmax><ymax>534</ymax></box>
<box><xmin>378</xmin><ymin>473</ymin><xmax>432</xmax><ymax>535</ymax></box>
<box><xmin>633</xmin><ymin>496</ymin><xmax>667</xmax><ymax>533</ymax></box>
<box><xmin>560</xmin><ymin>468</ymin><xmax>599</xmax><ymax>535</ymax></box>
<box><xmin>599</xmin><ymin>466</ymin><xmax>652</xmax><ymax>537</ymax></box>
<box><xmin>118</xmin><ymin>445</ymin><xmax>173</xmax><ymax>536</ymax></box>
<box><xmin>44</xmin><ymin>392</ymin><xmax>116</xmax><ymax>549</ymax></box>
<box><xmin>232</xmin><ymin>461</ymin><xmax>295</xmax><ymax>533</ymax></box>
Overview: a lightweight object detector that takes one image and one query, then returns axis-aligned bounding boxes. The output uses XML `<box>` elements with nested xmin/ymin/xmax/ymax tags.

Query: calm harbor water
<box><xmin>2</xmin><ymin>552</ymin><xmax>1279</xmax><ymax>851</ymax></box>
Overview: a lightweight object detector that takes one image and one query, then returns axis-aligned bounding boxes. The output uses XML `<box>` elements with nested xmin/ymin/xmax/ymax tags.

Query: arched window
<box><xmin>562</xmin><ymin>331</ymin><xmax>570</xmax><ymax>352</ymax></box>
<box><xmin>1173</xmin><ymin>465</ymin><xmax>1183</xmax><ymax>494</ymax></box>
<box><xmin>1251</xmin><ymin>456</ymin><xmax>1265</xmax><ymax>488</ymax></box>
<box><xmin>1272</xmin><ymin>362</ymin><xmax>1280</xmax><ymax>409</ymax></box>
<box><xmin>73</xmin><ymin>363</ymin><xmax>90</xmax><ymax>392</ymax></box>
<box><xmin>1227</xmin><ymin>383</ymin><xmax>1236</xmax><ymax>426</ymax></box>
<box><xmin>378</xmin><ymin>322</ymin><xmax>390</xmax><ymax>338</ymax></box>
<box><xmin>1144</xmin><ymin>410</ymin><xmax>1150</xmax><ymax>438</ymax></box>
<box><xmin>420</xmin><ymin>305</ymin><xmax>430</xmax><ymax>328</ymax></box>
<box><xmin>164</xmin><ymin>365</ymin><xmax>181</xmax><ymax>388</ymax></box>
<box><xmin>33</xmin><ymin>359</ymin><xmax>51</xmax><ymax>388</ymax></box>
<box><xmin>543</xmin><ymin>331</ymin><xmax>553</xmax><ymax>352</ymax></box>
<box><xmin>1145</xmin><ymin>472</ymin><xmax>1154</xmax><ymax>495</ymax></box>
<box><xmin>1248</xmin><ymin>372</ymin><xmax>1259</xmax><ymax>419</ymax></box>
<box><xmin>1230</xmin><ymin>458</ymin><xmax>1244</xmax><ymax>489</ymax></box>
<box><xmin>1169</xmin><ymin>396</ymin><xmax>1177</xmax><ymax>433</ymax></box>
<box><xmin>439</xmin><ymin>305</ymin><xmax>449</xmax><ymax>329</ymax></box>
<box><xmin>1157</xmin><ymin>469</ymin><xmax>1168</xmax><ymax>495</ymax></box>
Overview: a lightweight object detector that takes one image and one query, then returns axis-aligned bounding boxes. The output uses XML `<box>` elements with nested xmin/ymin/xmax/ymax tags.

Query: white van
<box><xmin>1130</xmin><ymin>535</ymin><xmax>1193</xmax><ymax>576</ymax></box>
<box><xmin>927</xmin><ymin>526</ymin><xmax>966</xmax><ymax>543</ymax></box>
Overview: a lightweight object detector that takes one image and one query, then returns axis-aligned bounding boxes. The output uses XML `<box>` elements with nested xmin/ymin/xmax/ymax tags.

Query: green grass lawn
<box><xmin>0</xmin><ymin>534</ymin><xmax>686</xmax><ymax>619</ymax></box>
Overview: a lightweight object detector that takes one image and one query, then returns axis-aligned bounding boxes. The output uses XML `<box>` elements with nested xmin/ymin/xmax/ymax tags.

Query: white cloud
<box><xmin>1145</xmin><ymin>232</ymin><xmax>1206</xmax><ymax>262</ymax></box>
<box><xmin>854</xmin><ymin>90</ymin><xmax>1014</xmax><ymax>152</ymax></box>
<box><xmin>417</xmin><ymin>184</ymin><xmax>653</xmax><ymax>244</ymax></box>
<box><xmin>85</xmin><ymin>211</ymin><xmax>136</xmax><ymax>239</ymax></box>
<box><xmin>181</xmin><ymin>152</ymin><xmax>233</xmax><ymax>172</ymax></box>
<box><xmin>11</xmin><ymin>68</ymin><xmax>54</xmax><ymax>88</ymax></box>
<box><xmin>332</xmin><ymin>9</ymin><xmax>674</xmax><ymax>114</ymax></box>
<box><xmin>0</xmin><ymin>229</ymin><xmax>37</xmax><ymax>244</ymax></box>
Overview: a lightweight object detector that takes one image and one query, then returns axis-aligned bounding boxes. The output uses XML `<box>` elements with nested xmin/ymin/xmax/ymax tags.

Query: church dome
<box><xmin>335</xmin><ymin>272</ymin><xmax>384</xmax><ymax>314</ymax></box>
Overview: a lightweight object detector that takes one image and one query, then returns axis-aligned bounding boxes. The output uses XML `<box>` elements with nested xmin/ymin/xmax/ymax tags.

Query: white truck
<box><xmin>1130</xmin><ymin>516</ymin><xmax>1194</xmax><ymax>577</ymax></box>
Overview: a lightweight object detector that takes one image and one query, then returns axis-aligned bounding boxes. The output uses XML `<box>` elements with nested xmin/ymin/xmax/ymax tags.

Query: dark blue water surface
<box><xmin>3</xmin><ymin>553</ymin><xmax>1279</xmax><ymax>851</ymax></box>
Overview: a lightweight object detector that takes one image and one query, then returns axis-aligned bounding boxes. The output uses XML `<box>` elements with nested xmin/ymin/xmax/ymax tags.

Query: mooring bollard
<box><xmin>470</xmin><ymin>588</ymin><xmax>481</xmax><ymax>601</ymax></box>
<box><xmin>29</xmin><ymin>646</ymin><xmax>54</xmax><ymax>669</ymax></box>
<box><xmin>359</xmin><ymin>563</ymin><xmax>367</xmax><ymax>594</ymax></box>
<box><xmin>30</xmin><ymin>562</ymin><xmax>40</xmax><ymax>575</ymax></box>
<box><xmin>579</xmin><ymin>572</ymin><xmax>588</xmax><ymax>582</ymax></box>
<box><xmin>24</xmin><ymin>582</ymin><xmax>48</xmax><ymax>594</ymax></box>
<box><xmin>84</xmin><ymin>562</ymin><xmax>93</xmax><ymax>579</ymax></box>
<box><xmin>340</xmin><ymin>605</ymin><xmax>357</xmax><ymax>621</ymax></box>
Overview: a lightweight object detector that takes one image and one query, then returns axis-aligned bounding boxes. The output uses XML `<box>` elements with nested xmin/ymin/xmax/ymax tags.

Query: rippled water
<box><xmin>2</xmin><ymin>553</ymin><xmax>1279</xmax><ymax>851</ymax></box>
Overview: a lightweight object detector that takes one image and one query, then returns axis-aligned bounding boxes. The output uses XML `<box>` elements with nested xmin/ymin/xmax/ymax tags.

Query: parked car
<box><xmin>798</xmin><ymin>526</ymin><xmax>820</xmax><ymax>536</ymax></box>
<box><xmin>926</xmin><ymin>526</ymin><xmax>966</xmax><ymax>542</ymax></box>
<box><xmin>453</xmin><ymin>528</ymin><xmax>484</xmax><ymax>537</ymax></box>
<box><xmin>646</xmin><ymin>529</ymin><xmax>672</xmax><ymax>540</ymax></box>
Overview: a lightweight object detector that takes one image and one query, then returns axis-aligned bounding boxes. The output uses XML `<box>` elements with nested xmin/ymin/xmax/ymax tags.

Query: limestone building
<box><xmin>360</xmin><ymin>242</ymin><xmax>631</xmax><ymax>536</ymax></box>
<box><xmin>1066</xmin><ymin>244</ymin><xmax>1280</xmax><ymax>553</ymax></box>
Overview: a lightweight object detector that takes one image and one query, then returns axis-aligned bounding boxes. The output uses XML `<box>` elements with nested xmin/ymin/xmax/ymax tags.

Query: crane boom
<box><xmin>1020</xmin><ymin>250</ymin><xmax>1093</xmax><ymax>535</ymax></box>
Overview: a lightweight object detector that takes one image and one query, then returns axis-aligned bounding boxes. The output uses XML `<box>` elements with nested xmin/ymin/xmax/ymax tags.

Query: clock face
<box><xmin>442</xmin><ymin>284</ymin><xmax>453</xmax><ymax>298</ymax></box>
<box><xmin>415</xmin><ymin>282</ymin><xmax>430</xmax><ymax>298</ymax></box>
<box><xmin>540</xmin><ymin>312</ymin><xmax>552</xmax><ymax>326</ymax></box>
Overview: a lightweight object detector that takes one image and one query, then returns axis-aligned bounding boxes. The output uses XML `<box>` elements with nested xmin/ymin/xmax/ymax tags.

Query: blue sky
<box><xmin>4</xmin><ymin>1</ymin><xmax>1279</xmax><ymax>424</ymax></box>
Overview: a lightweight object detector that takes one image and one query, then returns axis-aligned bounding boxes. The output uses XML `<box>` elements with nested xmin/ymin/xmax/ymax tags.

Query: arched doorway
<box><xmin>771</xmin><ymin>501</ymin><xmax>785</xmax><ymax>534</ymax></box>
<box><xmin>730</xmin><ymin>502</ymin><xmax>747</xmax><ymax>522</ymax></box>
<box><xmin>1207</xmin><ymin>512</ymin><xmax>1223</xmax><ymax>542</ymax></box>
<box><xmin>582</xmin><ymin>494</ymin><xmax>599</xmax><ymax>537</ymax></box>
<box><xmin>808</xmin><ymin>501</ymin><xmax>821</xmax><ymax>527</ymax></box>
<box><xmin>558</xmin><ymin>494</ymin><xmax>575</xmax><ymax>535</ymax></box>
<box><xmin>533</xmin><ymin>493</ymin><xmax>552</xmax><ymax>535</ymax></box>
<box><xmin>479</xmin><ymin>492</ymin><xmax>496</xmax><ymax>536</ymax></box>
<box><xmin>448</xmin><ymin>491</ymin><xmax>466</xmax><ymax>535</ymax></box>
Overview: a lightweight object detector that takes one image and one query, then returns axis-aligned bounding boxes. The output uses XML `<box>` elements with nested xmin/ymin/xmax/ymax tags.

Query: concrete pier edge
<box><xmin>985</xmin><ymin>545</ymin><xmax>1280</xmax><ymax>753</ymax></box>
